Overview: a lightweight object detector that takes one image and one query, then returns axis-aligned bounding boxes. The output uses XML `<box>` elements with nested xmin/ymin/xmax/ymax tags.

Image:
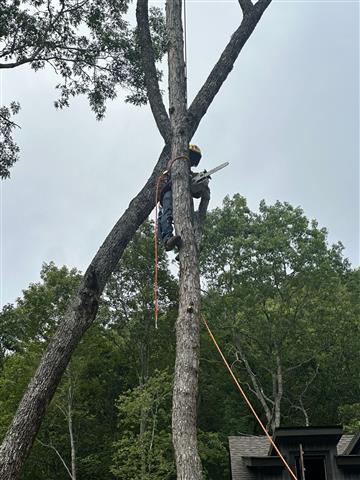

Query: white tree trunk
<box><xmin>67</xmin><ymin>384</ymin><xmax>76</xmax><ymax>480</ymax></box>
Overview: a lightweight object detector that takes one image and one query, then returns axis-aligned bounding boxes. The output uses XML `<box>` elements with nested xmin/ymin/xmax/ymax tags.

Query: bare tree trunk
<box><xmin>273</xmin><ymin>350</ymin><xmax>283</xmax><ymax>430</ymax></box>
<box><xmin>234</xmin><ymin>338</ymin><xmax>274</xmax><ymax>427</ymax></box>
<box><xmin>235</xmin><ymin>337</ymin><xmax>283</xmax><ymax>433</ymax></box>
<box><xmin>36</xmin><ymin>375</ymin><xmax>77</xmax><ymax>480</ymax></box>
<box><xmin>67</xmin><ymin>383</ymin><xmax>76</xmax><ymax>480</ymax></box>
<box><xmin>36</xmin><ymin>439</ymin><xmax>73</xmax><ymax>480</ymax></box>
<box><xmin>139</xmin><ymin>313</ymin><xmax>150</xmax><ymax>479</ymax></box>
<box><xmin>0</xmin><ymin>1</ymin><xmax>271</xmax><ymax>477</ymax></box>
<box><xmin>166</xmin><ymin>1</ymin><xmax>203</xmax><ymax>478</ymax></box>
<box><xmin>299</xmin><ymin>399</ymin><xmax>310</xmax><ymax>427</ymax></box>
<box><xmin>287</xmin><ymin>363</ymin><xmax>319</xmax><ymax>427</ymax></box>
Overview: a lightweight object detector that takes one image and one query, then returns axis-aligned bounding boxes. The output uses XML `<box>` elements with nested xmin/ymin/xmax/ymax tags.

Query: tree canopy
<box><xmin>1</xmin><ymin>1</ymin><xmax>275</xmax><ymax>478</ymax></box>
<box><xmin>1</xmin><ymin>204</ymin><xmax>358</xmax><ymax>479</ymax></box>
<box><xmin>0</xmin><ymin>0</ymin><xmax>167</xmax><ymax>178</ymax></box>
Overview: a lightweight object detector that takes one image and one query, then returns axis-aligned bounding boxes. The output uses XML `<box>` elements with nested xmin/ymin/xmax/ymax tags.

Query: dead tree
<box><xmin>0</xmin><ymin>1</ymin><xmax>272</xmax><ymax>478</ymax></box>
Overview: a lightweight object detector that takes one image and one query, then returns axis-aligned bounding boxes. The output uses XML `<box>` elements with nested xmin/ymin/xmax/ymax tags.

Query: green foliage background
<box><xmin>0</xmin><ymin>199</ymin><xmax>359</xmax><ymax>479</ymax></box>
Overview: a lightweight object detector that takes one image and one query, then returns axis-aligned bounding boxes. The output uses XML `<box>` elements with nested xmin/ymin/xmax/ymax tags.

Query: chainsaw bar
<box><xmin>192</xmin><ymin>161</ymin><xmax>229</xmax><ymax>184</ymax></box>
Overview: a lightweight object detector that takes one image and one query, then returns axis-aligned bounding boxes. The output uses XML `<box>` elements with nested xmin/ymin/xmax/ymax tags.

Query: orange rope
<box><xmin>202</xmin><ymin>316</ymin><xmax>298</xmax><ymax>480</ymax></box>
<box><xmin>154</xmin><ymin>155</ymin><xmax>190</xmax><ymax>328</ymax></box>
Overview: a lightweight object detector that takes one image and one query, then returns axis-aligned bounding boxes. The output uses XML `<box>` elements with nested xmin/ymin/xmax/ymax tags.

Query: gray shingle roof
<box><xmin>229</xmin><ymin>435</ymin><xmax>269</xmax><ymax>480</ymax></box>
<box><xmin>337</xmin><ymin>435</ymin><xmax>354</xmax><ymax>454</ymax></box>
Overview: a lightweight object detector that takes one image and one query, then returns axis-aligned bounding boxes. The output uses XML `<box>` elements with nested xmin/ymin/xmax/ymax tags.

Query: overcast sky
<box><xmin>1</xmin><ymin>0</ymin><xmax>359</xmax><ymax>307</ymax></box>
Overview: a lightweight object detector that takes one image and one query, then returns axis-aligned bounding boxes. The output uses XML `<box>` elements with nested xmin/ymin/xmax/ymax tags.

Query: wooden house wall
<box><xmin>257</xmin><ymin>468</ymin><xmax>283</xmax><ymax>480</ymax></box>
<box><xmin>343</xmin><ymin>470</ymin><xmax>360</xmax><ymax>480</ymax></box>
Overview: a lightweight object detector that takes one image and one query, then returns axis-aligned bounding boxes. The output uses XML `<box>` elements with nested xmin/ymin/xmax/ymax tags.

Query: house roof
<box><xmin>229</xmin><ymin>429</ymin><xmax>359</xmax><ymax>480</ymax></box>
<box><xmin>343</xmin><ymin>431</ymin><xmax>360</xmax><ymax>455</ymax></box>
<box><xmin>337</xmin><ymin>434</ymin><xmax>354</xmax><ymax>454</ymax></box>
<box><xmin>229</xmin><ymin>435</ymin><xmax>270</xmax><ymax>480</ymax></box>
<box><xmin>268</xmin><ymin>426</ymin><xmax>343</xmax><ymax>456</ymax></box>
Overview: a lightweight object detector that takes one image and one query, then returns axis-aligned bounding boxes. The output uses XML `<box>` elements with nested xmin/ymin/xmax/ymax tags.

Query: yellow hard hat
<box><xmin>189</xmin><ymin>144</ymin><xmax>202</xmax><ymax>166</ymax></box>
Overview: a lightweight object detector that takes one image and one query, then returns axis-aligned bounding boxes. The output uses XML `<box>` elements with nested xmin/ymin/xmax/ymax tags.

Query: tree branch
<box><xmin>0</xmin><ymin>58</ymin><xmax>37</xmax><ymax>69</ymax></box>
<box><xmin>289</xmin><ymin>402</ymin><xmax>310</xmax><ymax>427</ymax></box>
<box><xmin>285</xmin><ymin>356</ymin><xmax>315</xmax><ymax>372</ymax></box>
<box><xmin>37</xmin><ymin>439</ymin><xmax>73</xmax><ymax>479</ymax></box>
<box><xmin>233</xmin><ymin>343</ymin><xmax>273</xmax><ymax>424</ymax></box>
<box><xmin>238</xmin><ymin>0</ymin><xmax>254</xmax><ymax>14</ymax></box>
<box><xmin>187</xmin><ymin>0</ymin><xmax>272</xmax><ymax>138</ymax></box>
<box><xmin>136</xmin><ymin>0</ymin><xmax>171</xmax><ymax>143</ymax></box>
<box><xmin>0</xmin><ymin>113</ymin><xmax>21</xmax><ymax>129</ymax></box>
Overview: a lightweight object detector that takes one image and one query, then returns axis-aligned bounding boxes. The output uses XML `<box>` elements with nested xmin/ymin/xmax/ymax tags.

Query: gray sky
<box><xmin>1</xmin><ymin>0</ymin><xmax>359</xmax><ymax>307</ymax></box>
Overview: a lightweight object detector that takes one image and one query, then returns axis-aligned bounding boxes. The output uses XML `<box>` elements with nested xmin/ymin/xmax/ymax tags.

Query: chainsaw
<box><xmin>191</xmin><ymin>161</ymin><xmax>229</xmax><ymax>186</ymax></box>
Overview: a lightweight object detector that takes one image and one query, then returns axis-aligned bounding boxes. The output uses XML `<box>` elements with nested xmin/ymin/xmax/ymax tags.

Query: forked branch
<box><xmin>136</xmin><ymin>0</ymin><xmax>172</xmax><ymax>143</ymax></box>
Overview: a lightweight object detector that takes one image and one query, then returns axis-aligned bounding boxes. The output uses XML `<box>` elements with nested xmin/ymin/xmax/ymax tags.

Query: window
<box><xmin>296</xmin><ymin>456</ymin><xmax>327</xmax><ymax>480</ymax></box>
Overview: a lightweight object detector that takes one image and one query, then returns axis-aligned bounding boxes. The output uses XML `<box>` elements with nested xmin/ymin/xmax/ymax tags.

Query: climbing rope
<box><xmin>154</xmin><ymin>155</ymin><xmax>190</xmax><ymax>328</ymax></box>
<box><xmin>201</xmin><ymin>316</ymin><xmax>299</xmax><ymax>480</ymax></box>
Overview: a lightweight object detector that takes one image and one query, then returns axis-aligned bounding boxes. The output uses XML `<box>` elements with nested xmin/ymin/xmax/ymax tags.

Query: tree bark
<box><xmin>166</xmin><ymin>1</ymin><xmax>203</xmax><ymax>478</ymax></box>
<box><xmin>136</xmin><ymin>0</ymin><xmax>172</xmax><ymax>144</ymax></box>
<box><xmin>273</xmin><ymin>350</ymin><xmax>283</xmax><ymax>430</ymax></box>
<box><xmin>0</xmin><ymin>1</ymin><xmax>272</xmax><ymax>477</ymax></box>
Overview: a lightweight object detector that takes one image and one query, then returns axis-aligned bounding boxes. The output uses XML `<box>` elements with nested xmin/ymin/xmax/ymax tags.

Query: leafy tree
<box><xmin>0</xmin><ymin>102</ymin><xmax>20</xmax><ymax>179</ymax></box>
<box><xmin>0</xmin><ymin>1</ymin><xmax>273</xmax><ymax>478</ymax></box>
<box><xmin>339</xmin><ymin>403</ymin><xmax>360</xmax><ymax>434</ymax></box>
<box><xmin>0</xmin><ymin>262</ymin><xmax>81</xmax><ymax>367</ymax></box>
<box><xmin>201</xmin><ymin>195</ymin><xmax>359</xmax><ymax>431</ymax></box>
<box><xmin>112</xmin><ymin>370</ymin><xmax>229</xmax><ymax>480</ymax></box>
<box><xmin>1</xmin><ymin>227</ymin><xmax>179</xmax><ymax>479</ymax></box>
<box><xmin>0</xmin><ymin>263</ymin><xmax>132</xmax><ymax>479</ymax></box>
<box><xmin>112</xmin><ymin>370</ymin><xmax>175</xmax><ymax>480</ymax></box>
<box><xmin>0</xmin><ymin>0</ymin><xmax>166</xmax><ymax>178</ymax></box>
<box><xmin>0</xmin><ymin>344</ymin><xmax>43</xmax><ymax>442</ymax></box>
<box><xmin>1</xmin><ymin>200</ymin><xmax>358</xmax><ymax>480</ymax></box>
<box><xmin>103</xmin><ymin>221</ymin><xmax>178</xmax><ymax>388</ymax></box>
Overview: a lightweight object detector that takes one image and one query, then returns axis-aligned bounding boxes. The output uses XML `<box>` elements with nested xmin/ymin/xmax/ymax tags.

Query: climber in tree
<box><xmin>158</xmin><ymin>144</ymin><xmax>209</xmax><ymax>251</ymax></box>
